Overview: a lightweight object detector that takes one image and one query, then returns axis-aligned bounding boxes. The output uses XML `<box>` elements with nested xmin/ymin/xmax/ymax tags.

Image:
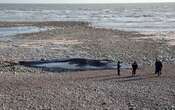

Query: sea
<box><xmin>0</xmin><ymin>3</ymin><xmax>175</xmax><ymax>32</ymax></box>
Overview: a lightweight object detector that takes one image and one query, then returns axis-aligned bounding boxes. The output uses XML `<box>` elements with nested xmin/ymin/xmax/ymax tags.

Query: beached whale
<box><xmin>19</xmin><ymin>58</ymin><xmax>131</xmax><ymax>72</ymax></box>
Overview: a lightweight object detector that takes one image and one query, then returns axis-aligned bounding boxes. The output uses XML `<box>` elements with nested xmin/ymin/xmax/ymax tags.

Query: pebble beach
<box><xmin>0</xmin><ymin>21</ymin><xmax>175</xmax><ymax>109</ymax></box>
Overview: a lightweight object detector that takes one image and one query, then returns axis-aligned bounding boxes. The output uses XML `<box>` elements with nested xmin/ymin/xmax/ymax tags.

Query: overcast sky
<box><xmin>0</xmin><ymin>0</ymin><xmax>174</xmax><ymax>3</ymax></box>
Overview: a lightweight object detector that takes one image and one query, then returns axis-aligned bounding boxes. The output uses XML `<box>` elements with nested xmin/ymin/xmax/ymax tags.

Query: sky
<box><xmin>0</xmin><ymin>0</ymin><xmax>174</xmax><ymax>3</ymax></box>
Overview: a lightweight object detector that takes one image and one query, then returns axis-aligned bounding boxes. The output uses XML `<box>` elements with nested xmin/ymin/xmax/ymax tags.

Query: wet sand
<box><xmin>0</xmin><ymin>21</ymin><xmax>175</xmax><ymax>109</ymax></box>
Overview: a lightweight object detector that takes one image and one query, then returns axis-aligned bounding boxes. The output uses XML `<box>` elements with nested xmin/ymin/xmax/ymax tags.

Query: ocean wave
<box><xmin>0</xmin><ymin>4</ymin><xmax>175</xmax><ymax>32</ymax></box>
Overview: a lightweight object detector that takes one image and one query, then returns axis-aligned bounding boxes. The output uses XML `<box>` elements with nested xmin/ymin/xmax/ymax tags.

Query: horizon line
<box><xmin>0</xmin><ymin>2</ymin><xmax>175</xmax><ymax>4</ymax></box>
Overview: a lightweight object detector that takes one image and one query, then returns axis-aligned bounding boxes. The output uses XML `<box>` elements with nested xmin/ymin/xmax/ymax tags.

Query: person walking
<box><xmin>117</xmin><ymin>61</ymin><xmax>121</xmax><ymax>76</ymax></box>
<box><xmin>132</xmin><ymin>61</ymin><xmax>138</xmax><ymax>76</ymax></box>
<box><xmin>155</xmin><ymin>59</ymin><xmax>163</xmax><ymax>76</ymax></box>
<box><xmin>155</xmin><ymin>59</ymin><xmax>158</xmax><ymax>75</ymax></box>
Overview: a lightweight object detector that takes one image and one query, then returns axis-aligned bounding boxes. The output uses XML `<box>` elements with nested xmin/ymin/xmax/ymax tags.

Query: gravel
<box><xmin>0</xmin><ymin>21</ymin><xmax>175</xmax><ymax>110</ymax></box>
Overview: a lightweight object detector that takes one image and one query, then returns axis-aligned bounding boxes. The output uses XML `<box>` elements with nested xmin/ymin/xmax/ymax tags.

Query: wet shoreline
<box><xmin>0</xmin><ymin>21</ymin><xmax>175</xmax><ymax>64</ymax></box>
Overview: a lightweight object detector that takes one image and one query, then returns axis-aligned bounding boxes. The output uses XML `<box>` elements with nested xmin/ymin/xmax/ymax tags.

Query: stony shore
<box><xmin>0</xmin><ymin>21</ymin><xmax>175</xmax><ymax>64</ymax></box>
<box><xmin>0</xmin><ymin>21</ymin><xmax>175</xmax><ymax>109</ymax></box>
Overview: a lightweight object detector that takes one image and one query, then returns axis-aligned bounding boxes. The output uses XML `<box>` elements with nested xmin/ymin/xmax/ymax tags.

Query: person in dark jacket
<box><xmin>132</xmin><ymin>61</ymin><xmax>138</xmax><ymax>76</ymax></box>
<box><xmin>155</xmin><ymin>59</ymin><xmax>159</xmax><ymax>74</ymax></box>
<box><xmin>117</xmin><ymin>61</ymin><xmax>121</xmax><ymax>76</ymax></box>
<box><xmin>155</xmin><ymin>59</ymin><xmax>163</xmax><ymax>76</ymax></box>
